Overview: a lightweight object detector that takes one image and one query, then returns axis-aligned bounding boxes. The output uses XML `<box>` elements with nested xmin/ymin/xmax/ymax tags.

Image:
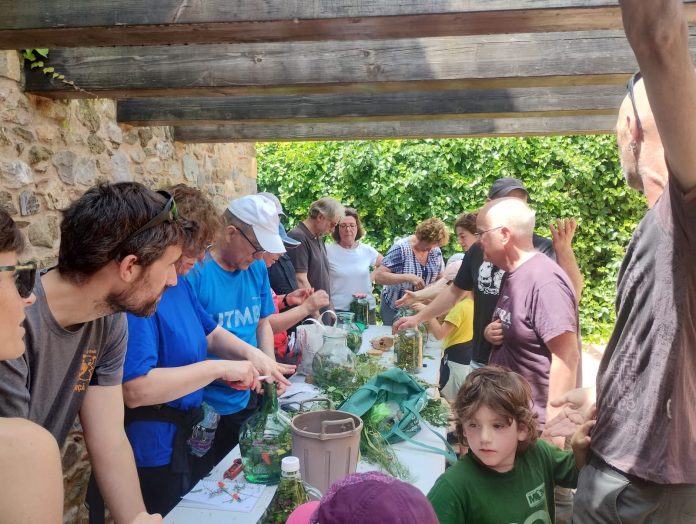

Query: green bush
<box><xmin>257</xmin><ymin>136</ymin><xmax>646</xmax><ymax>343</ymax></box>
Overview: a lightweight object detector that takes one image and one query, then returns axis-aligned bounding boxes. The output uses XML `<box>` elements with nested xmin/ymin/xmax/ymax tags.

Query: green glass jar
<box><xmin>336</xmin><ymin>311</ymin><xmax>363</xmax><ymax>353</ymax></box>
<box><xmin>239</xmin><ymin>382</ymin><xmax>292</xmax><ymax>484</ymax></box>
<box><xmin>349</xmin><ymin>293</ymin><xmax>370</xmax><ymax>330</ymax></box>
<box><xmin>394</xmin><ymin>327</ymin><xmax>423</xmax><ymax>374</ymax></box>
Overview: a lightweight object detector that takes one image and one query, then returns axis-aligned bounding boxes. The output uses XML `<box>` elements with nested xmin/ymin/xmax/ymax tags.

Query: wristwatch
<box><xmin>282</xmin><ymin>295</ymin><xmax>290</xmax><ymax>309</ymax></box>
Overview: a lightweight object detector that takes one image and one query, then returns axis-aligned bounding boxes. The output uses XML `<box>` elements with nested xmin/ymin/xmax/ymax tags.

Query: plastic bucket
<box><xmin>291</xmin><ymin>400</ymin><xmax>363</xmax><ymax>493</ymax></box>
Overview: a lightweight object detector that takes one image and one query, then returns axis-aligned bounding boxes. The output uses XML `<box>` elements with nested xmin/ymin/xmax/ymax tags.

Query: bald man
<box><xmin>478</xmin><ymin>198</ymin><xmax>580</xmax><ymax>429</ymax></box>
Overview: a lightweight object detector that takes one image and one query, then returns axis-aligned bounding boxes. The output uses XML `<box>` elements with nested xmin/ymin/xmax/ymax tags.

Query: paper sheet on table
<box><xmin>279</xmin><ymin>378</ymin><xmax>320</xmax><ymax>410</ymax></box>
<box><xmin>180</xmin><ymin>476</ymin><xmax>266</xmax><ymax>512</ymax></box>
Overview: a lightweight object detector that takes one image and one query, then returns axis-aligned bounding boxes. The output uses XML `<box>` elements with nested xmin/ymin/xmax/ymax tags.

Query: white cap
<box><xmin>228</xmin><ymin>195</ymin><xmax>286</xmax><ymax>254</ymax></box>
<box><xmin>257</xmin><ymin>191</ymin><xmax>285</xmax><ymax>215</ymax></box>
<box><xmin>281</xmin><ymin>456</ymin><xmax>300</xmax><ymax>473</ymax></box>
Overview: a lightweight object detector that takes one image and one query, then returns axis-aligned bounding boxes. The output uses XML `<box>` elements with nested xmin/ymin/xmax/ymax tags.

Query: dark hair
<box><xmin>0</xmin><ymin>209</ymin><xmax>25</xmax><ymax>254</ymax></box>
<box><xmin>58</xmin><ymin>182</ymin><xmax>183</xmax><ymax>284</ymax></box>
<box><xmin>454</xmin><ymin>366</ymin><xmax>539</xmax><ymax>452</ymax></box>
<box><xmin>415</xmin><ymin>218</ymin><xmax>449</xmax><ymax>246</ymax></box>
<box><xmin>454</xmin><ymin>212</ymin><xmax>477</xmax><ymax>235</ymax></box>
<box><xmin>332</xmin><ymin>207</ymin><xmax>365</xmax><ymax>242</ymax></box>
<box><xmin>168</xmin><ymin>184</ymin><xmax>221</xmax><ymax>253</ymax></box>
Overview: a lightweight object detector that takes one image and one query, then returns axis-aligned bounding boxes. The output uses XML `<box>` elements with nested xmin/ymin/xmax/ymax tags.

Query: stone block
<box><xmin>144</xmin><ymin>158</ymin><xmax>163</xmax><ymax>175</ymax></box>
<box><xmin>129</xmin><ymin>148</ymin><xmax>146</xmax><ymax>164</ymax></box>
<box><xmin>74</xmin><ymin>157</ymin><xmax>97</xmax><ymax>186</ymax></box>
<box><xmin>0</xmin><ymin>51</ymin><xmax>21</xmax><ymax>82</ymax></box>
<box><xmin>53</xmin><ymin>150</ymin><xmax>77</xmax><ymax>185</ymax></box>
<box><xmin>19</xmin><ymin>190</ymin><xmax>40</xmax><ymax>216</ymax></box>
<box><xmin>155</xmin><ymin>141</ymin><xmax>174</xmax><ymax>160</ymax></box>
<box><xmin>28</xmin><ymin>215</ymin><xmax>59</xmax><ymax>248</ymax></box>
<box><xmin>28</xmin><ymin>145</ymin><xmax>53</xmax><ymax>165</ymax></box>
<box><xmin>0</xmin><ymin>191</ymin><xmax>18</xmax><ymax>215</ymax></box>
<box><xmin>75</xmin><ymin>101</ymin><xmax>101</xmax><ymax>133</ymax></box>
<box><xmin>111</xmin><ymin>150</ymin><xmax>132</xmax><ymax>182</ymax></box>
<box><xmin>12</xmin><ymin>126</ymin><xmax>35</xmax><ymax>143</ymax></box>
<box><xmin>182</xmin><ymin>153</ymin><xmax>199</xmax><ymax>182</ymax></box>
<box><xmin>0</xmin><ymin>159</ymin><xmax>34</xmax><ymax>188</ymax></box>
<box><xmin>105</xmin><ymin>121</ymin><xmax>123</xmax><ymax>145</ymax></box>
<box><xmin>138</xmin><ymin>128</ymin><xmax>153</xmax><ymax>148</ymax></box>
<box><xmin>87</xmin><ymin>134</ymin><xmax>106</xmax><ymax>155</ymax></box>
<box><xmin>38</xmin><ymin>179</ymin><xmax>73</xmax><ymax>211</ymax></box>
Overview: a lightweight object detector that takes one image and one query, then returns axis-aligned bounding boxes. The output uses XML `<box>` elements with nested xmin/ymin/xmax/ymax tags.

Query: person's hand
<box><xmin>544</xmin><ymin>387</ymin><xmax>596</xmax><ymax>438</ymax></box>
<box><xmin>219</xmin><ymin>360</ymin><xmax>259</xmax><ymax>390</ymax></box>
<box><xmin>405</xmin><ymin>274</ymin><xmax>425</xmax><ymax>290</ymax></box>
<box><xmin>244</xmin><ymin>350</ymin><xmax>295</xmax><ymax>388</ymax></box>
<box><xmin>131</xmin><ymin>512</ymin><xmax>163</xmax><ymax>523</ymax></box>
<box><xmin>392</xmin><ymin>314</ymin><xmax>421</xmax><ymax>334</ymax></box>
<box><xmin>285</xmin><ymin>288</ymin><xmax>313</xmax><ymax>307</ymax></box>
<box><xmin>570</xmin><ymin>408</ymin><xmax>597</xmax><ymax>468</ymax></box>
<box><xmin>483</xmin><ymin>319</ymin><xmax>504</xmax><ymax>345</ymax></box>
<box><xmin>395</xmin><ymin>290</ymin><xmax>418</xmax><ymax>307</ymax></box>
<box><xmin>549</xmin><ymin>218</ymin><xmax>578</xmax><ymax>252</ymax></box>
<box><xmin>411</xmin><ymin>302</ymin><xmax>426</xmax><ymax>312</ymax></box>
<box><xmin>302</xmin><ymin>289</ymin><xmax>330</xmax><ymax>315</ymax></box>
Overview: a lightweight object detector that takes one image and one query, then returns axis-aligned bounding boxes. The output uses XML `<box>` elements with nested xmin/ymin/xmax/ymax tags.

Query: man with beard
<box><xmin>0</xmin><ymin>182</ymin><xmax>182</xmax><ymax>523</ymax></box>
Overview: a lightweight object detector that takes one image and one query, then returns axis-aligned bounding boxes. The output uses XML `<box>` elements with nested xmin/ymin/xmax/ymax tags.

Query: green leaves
<box><xmin>258</xmin><ymin>135</ymin><xmax>644</xmax><ymax>343</ymax></box>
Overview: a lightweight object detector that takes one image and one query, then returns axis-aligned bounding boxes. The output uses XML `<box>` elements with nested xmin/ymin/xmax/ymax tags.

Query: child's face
<box><xmin>463</xmin><ymin>405</ymin><xmax>529</xmax><ymax>473</ymax></box>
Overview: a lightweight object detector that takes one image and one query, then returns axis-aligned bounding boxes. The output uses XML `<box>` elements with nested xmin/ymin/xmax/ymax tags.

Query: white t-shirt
<box><xmin>326</xmin><ymin>242</ymin><xmax>380</xmax><ymax>310</ymax></box>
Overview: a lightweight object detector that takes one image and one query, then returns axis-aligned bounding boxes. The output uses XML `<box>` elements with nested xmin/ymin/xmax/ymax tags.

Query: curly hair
<box><xmin>0</xmin><ymin>209</ymin><xmax>25</xmax><ymax>254</ymax></box>
<box><xmin>332</xmin><ymin>207</ymin><xmax>365</xmax><ymax>242</ymax></box>
<box><xmin>454</xmin><ymin>366</ymin><xmax>539</xmax><ymax>453</ymax></box>
<box><xmin>167</xmin><ymin>184</ymin><xmax>221</xmax><ymax>253</ymax></box>
<box><xmin>414</xmin><ymin>217</ymin><xmax>449</xmax><ymax>246</ymax></box>
<box><xmin>454</xmin><ymin>212</ymin><xmax>477</xmax><ymax>235</ymax></box>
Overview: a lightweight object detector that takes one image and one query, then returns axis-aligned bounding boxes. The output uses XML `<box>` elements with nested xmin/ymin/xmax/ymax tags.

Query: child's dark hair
<box><xmin>0</xmin><ymin>209</ymin><xmax>25</xmax><ymax>254</ymax></box>
<box><xmin>454</xmin><ymin>366</ymin><xmax>539</xmax><ymax>452</ymax></box>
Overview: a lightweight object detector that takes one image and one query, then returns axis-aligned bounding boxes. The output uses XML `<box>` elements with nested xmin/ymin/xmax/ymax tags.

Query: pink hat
<box><xmin>286</xmin><ymin>500</ymin><xmax>320</xmax><ymax>524</ymax></box>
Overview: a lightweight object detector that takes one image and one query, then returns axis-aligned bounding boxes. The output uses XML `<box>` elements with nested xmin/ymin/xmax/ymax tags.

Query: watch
<box><xmin>282</xmin><ymin>295</ymin><xmax>290</xmax><ymax>309</ymax></box>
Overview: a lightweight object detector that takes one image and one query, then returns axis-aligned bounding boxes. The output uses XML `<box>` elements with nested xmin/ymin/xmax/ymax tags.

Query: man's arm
<box><xmin>545</xmin><ymin>332</ymin><xmax>581</xmax><ymax>422</ymax></box>
<box><xmin>256</xmin><ymin>317</ymin><xmax>275</xmax><ymax>360</ymax></box>
<box><xmin>295</xmin><ymin>272</ymin><xmax>312</xmax><ymax>289</ymax></box>
<box><xmin>392</xmin><ymin>283</ymin><xmax>466</xmax><ymax>333</ymax></box>
<box><xmin>550</xmin><ymin>218</ymin><xmax>584</xmax><ymax>303</ymax></box>
<box><xmin>268</xmin><ymin>290</ymin><xmax>329</xmax><ymax>333</ymax></box>
<box><xmin>620</xmin><ymin>0</ymin><xmax>696</xmax><ymax>191</ymax></box>
<box><xmin>80</xmin><ymin>385</ymin><xmax>149</xmax><ymax>524</ymax></box>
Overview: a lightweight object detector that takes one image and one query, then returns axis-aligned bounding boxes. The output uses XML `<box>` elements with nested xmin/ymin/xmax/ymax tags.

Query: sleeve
<box><xmin>381</xmin><ymin>242</ymin><xmax>405</xmax><ymax>273</ymax></box>
<box><xmin>453</xmin><ymin>247</ymin><xmax>476</xmax><ymax>291</ymax></box>
<box><xmin>0</xmin><ymin>356</ymin><xmax>30</xmax><ymax>418</ymax></box>
<box><xmin>188</xmin><ymin>281</ymin><xmax>218</xmax><ymax>335</ymax></box>
<box><xmin>664</xmin><ymin>173</ymin><xmax>696</xmax><ymax>250</ymax></box>
<box><xmin>427</xmin><ymin>476</ymin><xmax>467</xmax><ymax>524</ymax></box>
<box><xmin>122</xmin><ymin>312</ymin><xmax>159</xmax><ymax>383</ymax></box>
<box><xmin>287</xmin><ymin>233</ymin><xmax>310</xmax><ymax>273</ymax></box>
<box><xmin>539</xmin><ymin>440</ymin><xmax>579</xmax><ymax>489</ymax></box>
<box><xmin>258</xmin><ymin>265</ymin><xmax>277</xmax><ymax>319</ymax></box>
<box><xmin>531</xmin><ymin>277</ymin><xmax>578</xmax><ymax>344</ymax></box>
<box><xmin>92</xmin><ymin>313</ymin><xmax>128</xmax><ymax>386</ymax></box>
<box><xmin>445</xmin><ymin>298</ymin><xmax>473</xmax><ymax>329</ymax></box>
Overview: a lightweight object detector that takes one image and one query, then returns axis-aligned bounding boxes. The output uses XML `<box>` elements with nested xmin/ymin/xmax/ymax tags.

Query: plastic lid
<box><xmin>281</xmin><ymin>456</ymin><xmax>301</xmax><ymax>473</ymax></box>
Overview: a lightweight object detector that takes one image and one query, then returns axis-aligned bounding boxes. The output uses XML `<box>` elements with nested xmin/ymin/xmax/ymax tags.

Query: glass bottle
<box><xmin>394</xmin><ymin>326</ymin><xmax>423</xmax><ymax>374</ymax></box>
<box><xmin>257</xmin><ymin>456</ymin><xmax>310</xmax><ymax>524</ymax></box>
<box><xmin>395</xmin><ymin>305</ymin><xmax>428</xmax><ymax>339</ymax></box>
<box><xmin>239</xmin><ymin>381</ymin><xmax>292</xmax><ymax>484</ymax></box>
<box><xmin>349</xmin><ymin>293</ymin><xmax>370</xmax><ymax>330</ymax></box>
<box><xmin>312</xmin><ymin>328</ymin><xmax>356</xmax><ymax>389</ymax></box>
<box><xmin>335</xmin><ymin>311</ymin><xmax>363</xmax><ymax>354</ymax></box>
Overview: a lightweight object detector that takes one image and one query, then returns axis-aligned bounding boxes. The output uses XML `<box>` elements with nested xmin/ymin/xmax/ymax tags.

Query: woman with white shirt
<box><xmin>326</xmin><ymin>208</ymin><xmax>383</xmax><ymax>323</ymax></box>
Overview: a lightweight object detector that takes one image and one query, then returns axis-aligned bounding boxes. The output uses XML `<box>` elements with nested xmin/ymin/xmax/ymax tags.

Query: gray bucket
<box><xmin>290</xmin><ymin>399</ymin><xmax>363</xmax><ymax>494</ymax></box>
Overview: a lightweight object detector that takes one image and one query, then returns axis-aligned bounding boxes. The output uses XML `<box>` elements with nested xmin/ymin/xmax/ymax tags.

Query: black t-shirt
<box><xmin>453</xmin><ymin>234</ymin><xmax>555</xmax><ymax>364</ymax></box>
<box><xmin>268</xmin><ymin>253</ymin><xmax>299</xmax><ymax>296</ymax></box>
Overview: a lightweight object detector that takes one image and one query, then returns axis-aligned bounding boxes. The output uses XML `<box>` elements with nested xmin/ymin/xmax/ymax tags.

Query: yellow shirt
<box><xmin>442</xmin><ymin>297</ymin><xmax>474</xmax><ymax>349</ymax></box>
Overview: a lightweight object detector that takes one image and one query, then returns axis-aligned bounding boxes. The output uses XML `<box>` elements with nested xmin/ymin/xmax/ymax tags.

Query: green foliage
<box><xmin>258</xmin><ymin>136</ymin><xmax>646</xmax><ymax>342</ymax></box>
<box><xmin>21</xmin><ymin>48</ymin><xmax>86</xmax><ymax>92</ymax></box>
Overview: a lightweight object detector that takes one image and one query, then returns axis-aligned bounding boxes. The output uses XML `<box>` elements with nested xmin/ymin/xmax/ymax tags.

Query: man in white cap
<box><xmin>185</xmin><ymin>194</ymin><xmax>286</xmax><ymax>463</ymax></box>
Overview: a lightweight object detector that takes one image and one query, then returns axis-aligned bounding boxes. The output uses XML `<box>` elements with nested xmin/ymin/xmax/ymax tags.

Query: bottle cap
<box><xmin>281</xmin><ymin>456</ymin><xmax>300</xmax><ymax>473</ymax></box>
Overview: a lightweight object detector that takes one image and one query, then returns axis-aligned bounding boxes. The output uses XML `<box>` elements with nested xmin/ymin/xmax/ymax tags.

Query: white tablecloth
<box><xmin>165</xmin><ymin>326</ymin><xmax>446</xmax><ymax>524</ymax></box>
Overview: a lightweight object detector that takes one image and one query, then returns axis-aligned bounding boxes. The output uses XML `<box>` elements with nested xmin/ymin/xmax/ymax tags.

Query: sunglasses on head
<box><xmin>0</xmin><ymin>263</ymin><xmax>37</xmax><ymax>299</ymax></box>
<box><xmin>627</xmin><ymin>71</ymin><xmax>644</xmax><ymax>140</ymax></box>
<box><xmin>110</xmin><ymin>190</ymin><xmax>178</xmax><ymax>259</ymax></box>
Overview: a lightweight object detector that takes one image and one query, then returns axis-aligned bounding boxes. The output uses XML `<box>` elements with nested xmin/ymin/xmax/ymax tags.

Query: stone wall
<box><xmin>0</xmin><ymin>50</ymin><xmax>257</xmax><ymax>523</ymax></box>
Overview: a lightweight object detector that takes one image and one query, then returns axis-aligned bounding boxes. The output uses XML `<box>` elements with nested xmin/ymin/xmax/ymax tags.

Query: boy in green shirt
<box><xmin>428</xmin><ymin>366</ymin><xmax>593</xmax><ymax>524</ymax></box>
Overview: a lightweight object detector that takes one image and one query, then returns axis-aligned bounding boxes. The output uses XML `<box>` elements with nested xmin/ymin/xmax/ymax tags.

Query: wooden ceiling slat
<box><xmin>25</xmin><ymin>30</ymin><xmax>696</xmax><ymax>99</ymax></box>
<box><xmin>4</xmin><ymin>1</ymin><xmax>696</xmax><ymax>48</ymax></box>
<box><xmin>173</xmin><ymin>115</ymin><xmax>617</xmax><ymax>142</ymax></box>
<box><xmin>116</xmin><ymin>86</ymin><xmax>623</xmax><ymax>126</ymax></box>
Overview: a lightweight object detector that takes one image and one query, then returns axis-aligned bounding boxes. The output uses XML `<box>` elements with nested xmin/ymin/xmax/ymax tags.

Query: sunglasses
<box><xmin>0</xmin><ymin>263</ymin><xmax>37</xmax><ymax>299</ymax></box>
<box><xmin>627</xmin><ymin>71</ymin><xmax>644</xmax><ymax>141</ymax></box>
<box><xmin>110</xmin><ymin>190</ymin><xmax>178</xmax><ymax>259</ymax></box>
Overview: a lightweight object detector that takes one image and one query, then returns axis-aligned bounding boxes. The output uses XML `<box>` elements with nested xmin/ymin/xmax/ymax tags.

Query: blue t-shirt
<box><xmin>186</xmin><ymin>255</ymin><xmax>276</xmax><ymax>415</ymax></box>
<box><xmin>123</xmin><ymin>279</ymin><xmax>218</xmax><ymax>467</ymax></box>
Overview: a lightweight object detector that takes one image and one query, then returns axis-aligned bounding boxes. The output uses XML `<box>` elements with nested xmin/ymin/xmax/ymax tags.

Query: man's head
<box><xmin>476</xmin><ymin>198</ymin><xmax>535</xmax><ymax>269</ymax></box>
<box><xmin>58</xmin><ymin>182</ymin><xmax>183</xmax><ymax>316</ymax></box>
<box><xmin>307</xmin><ymin>197</ymin><xmax>345</xmax><ymax>237</ymax></box>
<box><xmin>616</xmin><ymin>73</ymin><xmax>668</xmax><ymax>205</ymax></box>
<box><xmin>218</xmin><ymin>195</ymin><xmax>285</xmax><ymax>270</ymax></box>
<box><xmin>488</xmin><ymin>177</ymin><xmax>530</xmax><ymax>202</ymax></box>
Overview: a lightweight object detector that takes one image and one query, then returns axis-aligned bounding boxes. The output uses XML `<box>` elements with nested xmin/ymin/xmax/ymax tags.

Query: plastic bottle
<box><xmin>187</xmin><ymin>402</ymin><xmax>220</xmax><ymax>458</ymax></box>
<box><xmin>258</xmin><ymin>456</ymin><xmax>310</xmax><ymax>524</ymax></box>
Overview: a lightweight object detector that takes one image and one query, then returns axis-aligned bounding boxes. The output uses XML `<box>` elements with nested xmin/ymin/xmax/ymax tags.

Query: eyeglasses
<box><xmin>110</xmin><ymin>190</ymin><xmax>178</xmax><ymax>259</ymax></box>
<box><xmin>238</xmin><ymin>227</ymin><xmax>265</xmax><ymax>256</ymax></box>
<box><xmin>474</xmin><ymin>226</ymin><xmax>503</xmax><ymax>240</ymax></box>
<box><xmin>627</xmin><ymin>71</ymin><xmax>644</xmax><ymax>141</ymax></box>
<box><xmin>0</xmin><ymin>263</ymin><xmax>37</xmax><ymax>299</ymax></box>
<box><xmin>339</xmin><ymin>224</ymin><xmax>357</xmax><ymax>230</ymax></box>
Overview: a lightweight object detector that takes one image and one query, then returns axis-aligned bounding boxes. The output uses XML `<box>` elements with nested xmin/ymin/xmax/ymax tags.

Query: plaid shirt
<box><xmin>380</xmin><ymin>237</ymin><xmax>444</xmax><ymax>309</ymax></box>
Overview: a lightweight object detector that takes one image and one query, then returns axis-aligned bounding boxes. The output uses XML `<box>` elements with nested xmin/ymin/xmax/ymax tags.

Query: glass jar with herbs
<box><xmin>336</xmin><ymin>311</ymin><xmax>363</xmax><ymax>353</ymax></box>
<box><xmin>394</xmin><ymin>305</ymin><xmax>428</xmax><ymax>339</ymax></box>
<box><xmin>312</xmin><ymin>328</ymin><xmax>356</xmax><ymax>389</ymax></box>
<box><xmin>394</xmin><ymin>327</ymin><xmax>423</xmax><ymax>374</ymax></box>
<box><xmin>239</xmin><ymin>381</ymin><xmax>292</xmax><ymax>484</ymax></box>
<box><xmin>257</xmin><ymin>456</ymin><xmax>311</xmax><ymax>524</ymax></box>
<box><xmin>349</xmin><ymin>293</ymin><xmax>370</xmax><ymax>330</ymax></box>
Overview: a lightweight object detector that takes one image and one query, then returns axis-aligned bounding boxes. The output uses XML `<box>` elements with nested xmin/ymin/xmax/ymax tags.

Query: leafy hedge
<box><xmin>257</xmin><ymin>136</ymin><xmax>646</xmax><ymax>342</ymax></box>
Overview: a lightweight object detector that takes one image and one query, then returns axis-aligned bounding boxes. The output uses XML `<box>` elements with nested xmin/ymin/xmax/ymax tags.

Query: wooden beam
<box><xmin>4</xmin><ymin>1</ymin><xmax>696</xmax><ymax>48</ymax></box>
<box><xmin>117</xmin><ymin>86</ymin><xmax>624</xmax><ymax>126</ymax></box>
<box><xmin>25</xmin><ymin>30</ymin><xmax>696</xmax><ymax>99</ymax></box>
<box><xmin>172</xmin><ymin>115</ymin><xmax>617</xmax><ymax>142</ymax></box>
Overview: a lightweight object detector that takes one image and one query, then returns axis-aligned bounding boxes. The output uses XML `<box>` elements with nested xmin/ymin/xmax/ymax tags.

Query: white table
<box><xmin>165</xmin><ymin>326</ymin><xmax>446</xmax><ymax>524</ymax></box>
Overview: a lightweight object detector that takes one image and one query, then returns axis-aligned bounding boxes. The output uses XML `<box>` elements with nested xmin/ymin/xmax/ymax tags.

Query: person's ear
<box><xmin>517</xmin><ymin>422</ymin><xmax>530</xmax><ymax>442</ymax></box>
<box><xmin>116</xmin><ymin>254</ymin><xmax>141</xmax><ymax>283</ymax></box>
<box><xmin>500</xmin><ymin>226</ymin><xmax>512</xmax><ymax>245</ymax></box>
<box><xmin>225</xmin><ymin>224</ymin><xmax>238</xmax><ymax>240</ymax></box>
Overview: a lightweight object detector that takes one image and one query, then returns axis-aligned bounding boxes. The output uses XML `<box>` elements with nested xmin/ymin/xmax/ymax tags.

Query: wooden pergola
<box><xmin>3</xmin><ymin>1</ymin><xmax>696</xmax><ymax>142</ymax></box>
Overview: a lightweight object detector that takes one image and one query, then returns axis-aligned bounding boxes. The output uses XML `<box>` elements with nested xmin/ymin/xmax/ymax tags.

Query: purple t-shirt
<box><xmin>592</xmin><ymin>176</ymin><xmax>696</xmax><ymax>484</ymax></box>
<box><xmin>488</xmin><ymin>253</ymin><xmax>578</xmax><ymax>426</ymax></box>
